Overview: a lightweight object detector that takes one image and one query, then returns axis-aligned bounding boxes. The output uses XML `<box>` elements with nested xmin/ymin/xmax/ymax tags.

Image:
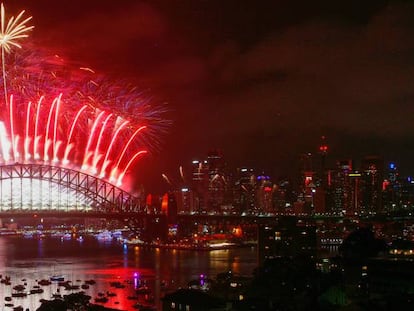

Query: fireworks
<box><xmin>0</xmin><ymin>93</ymin><xmax>149</xmax><ymax>188</ymax></box>
<box><xmin>0</xmin><ymin>3</ymin><xmax>33</xmax><ymax>52</ymax></box>
<box><xmin>0</xmin><ymin>7</ymin><xmax>170</xmax><ymax>192</ymax></box>
<box><xmin>0</xmin><ymin>3</ymin><xmax>33</xmax><ymax>107</ymax></box>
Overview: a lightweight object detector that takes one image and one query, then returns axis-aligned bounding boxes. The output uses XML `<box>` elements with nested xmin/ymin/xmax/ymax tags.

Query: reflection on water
<box><xmin>0</xmin><ymin>236</ymin><xmax>258</xmax><ymax>310</ymax></box>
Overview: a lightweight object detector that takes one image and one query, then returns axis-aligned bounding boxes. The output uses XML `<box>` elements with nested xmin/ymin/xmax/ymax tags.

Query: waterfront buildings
<box><xmin>154</xmin><ymin>145</ymin><xmax>414</xmax><ymax>218</ymax></box>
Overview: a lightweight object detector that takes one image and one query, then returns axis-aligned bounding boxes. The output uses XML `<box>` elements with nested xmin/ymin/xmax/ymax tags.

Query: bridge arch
<box><xmin>0</xmin><ymin>163</ymin><xmax>142</xmax><ymax>214</ymax></box>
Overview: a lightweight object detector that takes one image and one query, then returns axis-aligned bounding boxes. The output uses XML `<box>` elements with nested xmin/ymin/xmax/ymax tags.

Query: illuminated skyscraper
<box><xmin>256</xmin><ymin>174</ymin><xmax>274</xmax><ymax>214</ymax></box>
<box><xmin>382</xmin><ymin>162</ymin><xmax>402</xmax><ymax>211</ymax></box>
<box><xmin>299</xmin><ymin>152</ymin><xmax>316</xmax><ymax>212</ymax></box>
<box><xmin>318</xmin><ymin>136</ymin><xmax>329</xmax><ymax>188</ymax></box>
<box><xmin>330</xmin><ymin>160</ymin><xmax>353</xmax><ymax>215</ymax></box>
<box><xmin>206</xmin><ymin>150</ymin><xmax>227</xmax><ymax>211</ymax></box>
<box><xmin>234</xmin><ymin>167</ymin><xmax>256</xmax><ymax>214</ymax></box>
<box><xmin>191</xmin><ymin>159</ymin><xmax>209</xmax><ymax>212</ymax></box>
<box><xmin>360</xmin><ymin>156</ymin><xmax>384</xmax><ymax>213</ymax></box>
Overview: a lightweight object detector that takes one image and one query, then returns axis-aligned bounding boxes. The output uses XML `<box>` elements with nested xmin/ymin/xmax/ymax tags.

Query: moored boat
<box><xmin>50</xmin><ymin>275</ymin><xmax>65</xmax><ymax>282</ymax></box>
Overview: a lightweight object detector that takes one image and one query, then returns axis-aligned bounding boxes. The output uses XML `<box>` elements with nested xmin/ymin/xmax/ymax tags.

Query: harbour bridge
<box><xmin>0</xmin><ymin>163</ymin><xmax>152</xmax><ymax>224</ymax></box>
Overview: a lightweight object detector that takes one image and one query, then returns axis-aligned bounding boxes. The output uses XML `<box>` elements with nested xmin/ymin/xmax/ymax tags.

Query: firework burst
<box><xmin>0</xmin><ymin>3</ymin><xmax>33</xmax><ymax>108</ymax></box>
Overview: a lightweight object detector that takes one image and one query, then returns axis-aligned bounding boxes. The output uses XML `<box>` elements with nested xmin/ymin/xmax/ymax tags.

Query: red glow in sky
<box><xmin>6</xmin><ymin>0</ymin><xmax>414</xmax><ymax>190</ymax></box>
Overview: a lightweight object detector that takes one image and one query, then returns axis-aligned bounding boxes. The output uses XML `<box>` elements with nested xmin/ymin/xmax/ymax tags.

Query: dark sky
<box><xmin>5</xmin><ymin>0</ymin><xmax>414</xmax><ymax>191</ymax></box>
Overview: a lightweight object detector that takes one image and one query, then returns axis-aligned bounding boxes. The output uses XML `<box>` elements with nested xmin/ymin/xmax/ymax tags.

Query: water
<box><xmin>0</xmin><ymin>236</ymin><xmax>258</xmax><ymax>310</ymax></box>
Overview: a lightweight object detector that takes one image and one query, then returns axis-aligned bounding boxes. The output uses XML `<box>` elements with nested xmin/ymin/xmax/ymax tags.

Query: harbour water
<box><xmin>0</xmin><ymin>236</ymin><xmax>258</xmax><ymax>310</ymax></box>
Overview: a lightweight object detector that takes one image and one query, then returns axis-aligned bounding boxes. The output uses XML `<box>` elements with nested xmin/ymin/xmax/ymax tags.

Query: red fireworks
<box><xmin>0</xmin><ymin>46</ymin><xmax>169</xmax><ymax>190</ymax></box>
<box><xmin>0</xmin><ymin>93</ymin><xmax>148</xmax><ymax>187</ymax></box>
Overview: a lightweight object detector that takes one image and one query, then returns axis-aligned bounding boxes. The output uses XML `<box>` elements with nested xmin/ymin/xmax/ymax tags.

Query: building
<box><xmin>330</xmin><ymin>160</ymin><xmax>354</xmax><ymax>215</ymax></box>
<box><xmin>257</xmin><ymin>216</ymin><xmax>317</xmax><ymax>265</ymax></box>
<box><xmin>233</xmin><ymin>167</ymin><xmax>256</xmax><ymax>215</ymax></box>
<box><xmin>360</xmin><ymin>156</ymin><xmax>384</xmax><ymax>213</ymax></box>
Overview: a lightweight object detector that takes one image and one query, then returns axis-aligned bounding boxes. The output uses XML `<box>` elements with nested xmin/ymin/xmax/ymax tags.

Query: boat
<box><xmin>125</xmin><ymin>238</ymin><xmax>146</xmax><ymax>245</ymax></box>
<box><xmin>95</xmin><ymin>296</ymin><xmax>109</xmax><ymax>303</ymax></box>
<box><xmin>50</xmin><ymin>275</ymin><xmax>65</xmax><ymax>281</ymax></box>
<box><xmin>1</xmin><ymin>276</ymin><xmax>11</xmax><ymax>285</ymax></box>
<box><xmin>64</xmin><ymin>284</ymin><xmax>80</xmax><ymax>290</ymax></box>
<box><xmin>127</xmin><ymin>295</ymin><xmax>139</xmax><ymax>300</ymax></box>
<box><xmin>60</xmin><ymin>233</ymin><xmax>72</xmax><ymax>241</ymax></box>
<box><xmin>38</xmin><ymin>279</ymin><xmax>52</xmax><ymax>286</ymax></box>
<box><xmin>30</xmin><ymin>288</ymin><xmax>44</xmax><ymax>294</ymax></box>
<box><xmin>84</xmin><ymin>279</ymin><xmax>96</xmax><ymax>285</ymax></box>
<box><xmin>13</xmin><ymin>284</ymin><xmax>26</xmax><ymax>291</ymax></box>
<box><xmin>95</xmin><ymin>230</ymin><xmax>113</xmax><ymax>242</ymax></box>
<box><xmin>11</xmin><ymin>292</ymin><xmax>27</xmax><ymax>298</ymax></box>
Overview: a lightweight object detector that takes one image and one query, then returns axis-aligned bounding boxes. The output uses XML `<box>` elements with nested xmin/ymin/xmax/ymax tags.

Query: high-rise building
<box><xmin>272</xmin><ymin>178</ymin><xmax>295</xmax><ymax>213</ymax></box>
<box><xmin>318</xmin><ymin>136</ymin><xmax>329</xmax><ymax>188</ymax></box>
<box><xmin>330</xmin><ymin>159</ymin><xmax>353</xmax><ymax>215</ymax></box>
<box><xmin>382</xmin><ymin>162</ymin><xmax>400</xmax><ymax>211</ymax></box>
<box><xmin>299</xmin><ymin>152</ymin><xmax>316</xmax><ymax>211</ymax></box>
<box><xmin>191</xmin><ymin>159</ymin><xmax>209</xmax><ymax>212</ymax></box>
<box><xmin>256</xmin><ymin>174</ymin><xmax>274</xmax><ymax>214</ymax></box>
<box><xmin>206</xmin><ymin>150</ymin><xmax>227</xmax><ymax>212</ymax></box>
<box><xmin>234</xmin><ymin>167</ymin><xmax>256</xmax><ymax>214</ymax></box>
<box><xmin>174</xmin><ymin>187</ymin><xmax>195</xmax><ymax>214</ymax></box>
<box><xmin>360</xmin><ymin>156</ymin><xmax>384</xmax><ymax>213</ymax></box>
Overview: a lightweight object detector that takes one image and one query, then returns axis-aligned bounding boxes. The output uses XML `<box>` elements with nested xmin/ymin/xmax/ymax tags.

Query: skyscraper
<box><xmin>360</xmin><ymin>156</ymin><xmax>384</xmax><ymax>213</ymax></box>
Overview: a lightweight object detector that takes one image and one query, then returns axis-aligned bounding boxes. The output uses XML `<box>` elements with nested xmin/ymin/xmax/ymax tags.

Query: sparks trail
<box><xmin>0</xmin><ymin>94</ymin><xmax>148</xmax><ymax>188</ymax></box>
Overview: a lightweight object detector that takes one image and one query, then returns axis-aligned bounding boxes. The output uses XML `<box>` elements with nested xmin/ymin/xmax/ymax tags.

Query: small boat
<box><xmin>38</xmin><ymin>279</ymin><xmax>52</xmax><ymax>286</ymax></box>
<box><xmin>127</xmin><ymin>295</ymin><xmax>139</xmax><ymax>300</ymax></box>
<box><xmin>5</xmin><ymin>296</ymin><xmax>12</xmax><ymax>301</ymax></box>
<box><xmin>30</xmin><ymin>288</ymin><xmax>44</xmax><ymax>294</ymax></box>
<box><xmin>50</xmin><ymin>275</ymin><xmax>65</xmax><ymax>282</ymax></box>
<box><xmin>11</xmin><ymin>292</ymin><xmax>27</xmax><ymax>298</ymax></box>
<box><xmin>13</xmin><ymin>284</ymin><xmax>26</xmax><ymax>291</ymax></box>
<box><xmin>2</xmin><ymin>279</ymin><xmax>11</xmax><ymax>285</ymax></box>
<box><xmin>64</xmin><ymin>284</ymin><xmax>80</xmax><ymax>290</ymax></box>
<box><xmin>95</xmin><ymin>296</ymin><xmax>109</xmax><ymax>303</ymax></box>
<box><xmin>84</xmin><ymin>279</ymin><xmax>96</xmax><ymax>285</ymax></box>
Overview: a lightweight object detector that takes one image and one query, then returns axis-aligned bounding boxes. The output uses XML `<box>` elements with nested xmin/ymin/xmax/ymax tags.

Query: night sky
<box><xmin>5</xmin><ymin>0</ymin><xmax>414</xmax><ymax>191</ymax></box>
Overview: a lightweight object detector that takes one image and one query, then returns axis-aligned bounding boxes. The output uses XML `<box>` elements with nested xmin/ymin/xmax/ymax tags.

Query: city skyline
<box><xmin>5</xmin><ymin>0</ymin><xmax>414</xmax><ymax>191</ymax></box>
